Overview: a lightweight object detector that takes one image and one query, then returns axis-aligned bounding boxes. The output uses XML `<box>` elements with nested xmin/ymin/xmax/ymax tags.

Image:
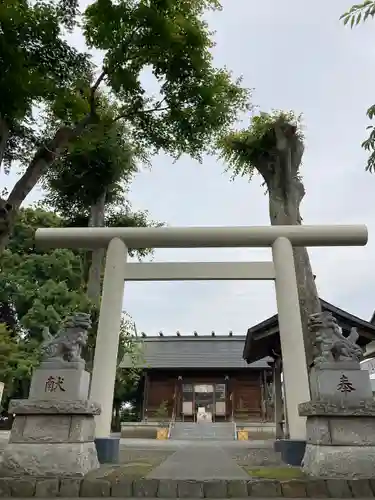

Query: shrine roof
<box><xmin>243</xmin><ymin>298</ymin><xmax>375</xmax><ymax>364</ymax></box>
<box><xmin>120</xmin><ymin>334</ymin><xmax>272</xmax><ymax>370</ymax></box>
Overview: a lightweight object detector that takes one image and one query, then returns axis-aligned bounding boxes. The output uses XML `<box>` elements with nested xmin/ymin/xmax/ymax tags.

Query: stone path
<box><xmin>147</xmin><ymin>444</ymin><xmax>249</xmax><ymax>480</ymax></box>
<box><xmin>119</xmin><ymin>437</ymin><xmax>275</xmax><ymax>450</ymax></box>
<box><xmin>170</xmin><ymin>422</ymin><xmax>235</xmax><ymax>440</ymax></box>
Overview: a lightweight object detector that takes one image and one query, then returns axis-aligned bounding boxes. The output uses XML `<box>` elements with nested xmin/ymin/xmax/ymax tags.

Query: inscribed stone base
<box><xmin>29</xmin><ymin>368</ymin><xmax>90</xmax><ymax>401</ymax></box>
<box><xmin>0</xmin><ymin>441</ymin><xmax>99</xmax><ymax>477</ymax></box>
<box><xmin>309</xmin><ymin>367</ymin><xmax>373</xmax><ymax>404</ymax></box>
<box><xmin>302</xmin><ymin>443</ymin><xmax>375</xmax><ymax>478</ymax></box>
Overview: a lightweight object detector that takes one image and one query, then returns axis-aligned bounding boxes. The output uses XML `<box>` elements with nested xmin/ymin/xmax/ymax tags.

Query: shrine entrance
<box><xmin>181</xmin><ymin>382</ymin><xmax>226</xmax><ymax>422</ymax></box>
<box><xmin>195</xmin><ymin>384</ymin><xmax>214</xmax><ymax>422</ymax></box>
<box><xmin>35</xmin><ymin>224</ymin><xmax>368</xmax><ymax>444</ymax></box>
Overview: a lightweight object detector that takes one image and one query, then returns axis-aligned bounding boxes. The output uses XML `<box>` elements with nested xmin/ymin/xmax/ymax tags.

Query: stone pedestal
<box><xmin>0</xmin><ymin>364</ymin><xmax>101</xmax><ymax>477</ymax></box>
<box><xmin>299</xmin><ymin>401</ymin><xmax>375</xmax><ymax>478</ymax></box>
<box><xmin>0</xmin><ymin>399</ymin><xmax>100</xmax><ymax>477</ymax></box>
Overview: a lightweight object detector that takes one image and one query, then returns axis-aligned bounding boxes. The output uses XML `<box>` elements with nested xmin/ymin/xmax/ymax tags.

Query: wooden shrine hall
<box><xmin>120</xmin><ymin>332</ymin><xmax>273</xmax><ymax>423</ymax></box>
<box><xmin>120</xmin><ymin>299</ymin><xmax>375</xmax><ymax>426</ymax></box>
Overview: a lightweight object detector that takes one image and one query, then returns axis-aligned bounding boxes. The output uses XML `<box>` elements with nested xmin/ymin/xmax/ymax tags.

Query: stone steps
<box><xmin>170</xmin><ymin>422</ymin><xmax>235</xmax><ymax>440</ymax></box>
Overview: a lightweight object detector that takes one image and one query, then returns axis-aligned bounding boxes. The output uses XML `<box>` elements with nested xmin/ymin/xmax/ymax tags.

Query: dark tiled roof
<box><xmin>243</xmin><ymin>298</ymin><xmax>375</xmax><ymax>364</ymax></box>
<box><xmin>120</xmin><ymin>335</ymin><xmax>271</xmax><ymax>370</ymax></box>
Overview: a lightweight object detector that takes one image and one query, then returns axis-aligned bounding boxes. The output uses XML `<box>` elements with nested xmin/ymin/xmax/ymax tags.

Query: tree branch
<box><xmin>89</xmin><ymin>70</ymin><xmax>107</xmax><ymax>114</ymax></box>
<box><xmin>112</xmin><ymin>102</ymin><xmax>168</xmax><ymax>123</ymax></box>
<box><xmin>254</xmin><ymin>158</ymin><xmax>274</xmax><ymax>186</ymax></box>
<box><xmin>7</xmin><ymin>112</ymin><xmax>95</xmax><ymax>211</ymax></box>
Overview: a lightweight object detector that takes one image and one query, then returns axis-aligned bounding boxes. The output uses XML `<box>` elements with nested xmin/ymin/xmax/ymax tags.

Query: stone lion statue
<box><xmin>309</xmin><ymin>311</ymin><xmax>363</xmax><ymax>366</ymax></box>
<box><xmin>41</xmin><ymin>312</ymin><xmax>91</xmax><ymax>366</ymax></box>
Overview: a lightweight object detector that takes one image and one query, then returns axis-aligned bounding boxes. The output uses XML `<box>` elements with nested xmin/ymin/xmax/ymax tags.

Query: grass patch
<box><xmin>98</xmin><ymin>462</ymin><xmax>154</xmax><ymax>480</ymax></box>
<box><xmin>245</xmin><ymin>466</ymin><xmax>305</xmax><ymax>480</ymax></box>
<box><xmin>85</xmin><ymin>460</ymin><xmax>160</xmax><ymax>481</ymax></box>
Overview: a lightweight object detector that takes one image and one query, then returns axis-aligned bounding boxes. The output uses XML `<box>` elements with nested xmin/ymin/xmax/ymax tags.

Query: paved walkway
<box><xmin>147</xmin><ymin>444</ymin><xmax>249</xmax><ymax>480</ymax></box>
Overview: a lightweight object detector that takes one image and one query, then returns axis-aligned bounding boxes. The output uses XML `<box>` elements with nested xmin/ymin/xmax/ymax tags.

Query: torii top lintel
<box><xmin>35</xmin><ymin>224</ymin><xmax>368</xmax><ymax>250</ymax></box>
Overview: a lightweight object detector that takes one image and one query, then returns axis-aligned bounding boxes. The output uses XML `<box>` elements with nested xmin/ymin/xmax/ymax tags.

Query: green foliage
<box><xmin>154</xmin><ymin>400</ymin><xmax>169</xmax><ymax>426</ymax></box>
<box><xmin>80</xmin><ymin>0</ymin><xmax>251</xmax><ymax>160</ymax></box>
<box><xmin>219</xmin><ymin>110</ymin><xmax>303</xmax><ymax>180</ymax></box>
<box><xmin>43</xmin><ymin>96</ymin><xmax>148</xmax><ymax>217</ymax></box>
<box><xmin>340</xmin><ymin>1</ymin><xmax>375</xmax><ymax>172</ymax></box>
<box><xmin>42</xmin><ymin>96</ymin><xmax>163</xmax><ymax>262</ymax></box>
<box><xmin>1</xmin><ymin>207</ymin><xmax>144</xmax><ymax>411</ymax></box>
<box><xmin>43</xmin><ymin>125</ymin><xmax>140</xmax><ymax>215</ymax></box>
<box><xmin>0</xmin><ymin>0</ymin><xmax>91</xmax><ymax>168</ymax></box>
<box><xmin>362</xmin><ymin>113</ymin><xmax>375</xmax><ymax>172</ymax></box>
<box><xmin>340</xmin><ymin>1</ymin><xmax>375</xmax><ymax>27</ymax></box>
<box><xmin>1</xmin><ymin>0</ymin><xmax>251</xmax><ymax>255</ymax></box>
<box><xmin>105</xmin><ymin>208</ymin><xmax>164</xmax><ymax>259</ymax></box>
<box><xmin>0</xmin><ymin>208</ymin><xmax>90</xmax><ymax>341</ymax></box>
<box><xmin>360</xmin><ymin>99</ymin><xmax>375</xmax><ymax>172</ymax></box>
<box><xmin>0</xmin><ymin>323</ymin><xmax>40</xmax><ymax>404</ymax></box>
<box><xmin>114</xmin><ymin>318</ymin><xmax>144</xmax><ymax>407</ymax></box>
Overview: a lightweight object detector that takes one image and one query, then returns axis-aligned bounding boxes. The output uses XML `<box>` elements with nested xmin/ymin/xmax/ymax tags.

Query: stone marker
<box><xmin>0</xmin><ymin>312</ymin><xmax>101</xmax><ymax>477</ymax></box>
<box><xmin>299</xmin><ymin>311</ymin><xmax>375</xmax><ymax>478</ymax></box>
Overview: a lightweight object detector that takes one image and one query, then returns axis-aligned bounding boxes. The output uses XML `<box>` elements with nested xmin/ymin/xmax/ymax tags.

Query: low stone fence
<box><xmin>1</xmin><ymin>476</ymin><xmax>375</xmax><ymax>498</ymax></box>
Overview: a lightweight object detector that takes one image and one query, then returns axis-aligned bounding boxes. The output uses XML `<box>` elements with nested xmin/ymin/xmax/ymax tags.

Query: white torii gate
<box><xmin>35</xmin><ymin>224</ymin><xmax>368</xmax><ymax>443</ymax></box>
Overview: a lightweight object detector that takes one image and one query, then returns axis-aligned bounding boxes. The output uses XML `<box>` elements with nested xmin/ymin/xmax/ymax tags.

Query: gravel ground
<box><xmin>0</xmin><ymin>432</ymin><xmax>281</xmax><ymax>468</ymax></box>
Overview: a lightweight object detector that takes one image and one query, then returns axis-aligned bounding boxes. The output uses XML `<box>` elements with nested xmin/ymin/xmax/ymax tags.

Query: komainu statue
<box><xmin>41</xmin><ymin>312</ymin><xmax>91</xmax><ymax>367</ymax></box>
<box><xmin>309</xmin><ymin>311</ymin><xmax>363</xmax><ymax>366</ymax></box>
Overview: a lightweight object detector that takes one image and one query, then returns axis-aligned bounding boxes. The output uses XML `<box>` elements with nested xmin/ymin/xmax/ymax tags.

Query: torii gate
<box><xmin>35</xmin><ymin>224</ymin><xmax>367</xmax><ymax>450</ymax></box>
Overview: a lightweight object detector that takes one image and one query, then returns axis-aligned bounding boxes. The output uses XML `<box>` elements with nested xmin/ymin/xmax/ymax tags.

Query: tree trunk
<box><xmin>268</xmin><ymin>185</ymin><xmax>320</xmax><ymax>368</ymax></box>
<box><xmin>85</xmin><ymin>190</ymin><xmax>106</xmax><ymax>378</ymax></box>
<box><xmin>0</xmin><ymin>113</ymin><xmax>95</xmax><ymax>253</ymax></box>
<box><xmin>112</xmin><ymin>402</ymin><xmax>122</xmax><ymax>432</ymax></box>
<box><xmin>256</xmin><ymin>125</ymin><xmax>321</xmax><ymax>370</ymax></box>
<box><xmin>0</xmin><ymin>117</ymin><xmax>9</xmax><ymax>172</ymax></box>
<box><xmin>86</xmin><ymin>190</ymin><xmax>106</xmax><ymax>307</ymax></box>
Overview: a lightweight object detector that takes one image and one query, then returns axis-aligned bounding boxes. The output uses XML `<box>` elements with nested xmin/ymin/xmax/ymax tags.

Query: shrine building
<box><xmin>120</xmin><ymin>299</ymin><xmax>375</xmax><ymax>426</ymax></box>
<box><xmin>242</xmin><ymin>298</ymin><xmax>375</xmax><ymax>437</ymax></box>
<box><xmin>243</xmin><ymin>299</ymin><xmax>375</xmax><ymax>365</ymax></box>
<box><xmin>120</xmin><ymin>332</ymin><xmax>273</xmax><ymax>423</ymax></box>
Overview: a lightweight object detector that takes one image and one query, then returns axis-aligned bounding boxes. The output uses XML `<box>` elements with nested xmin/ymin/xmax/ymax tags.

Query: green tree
<box><xmin>42</xmin><ymin>97</ymin><xmax>156</xmax><ymax>307</ymax></box>
<box><xmin>0</xmin><ymin>208</ymin><xmax>90</xmax><ymax>342</ymax></box>
<box><xmin>220</xmin><ymin>111</ymin><xmax>320</xmax><ymax>368</ymax></box>
<box><xmin>0</xmin><ymin>0</ymin><xmax>250</xmax><ymax>251</ymax></box>
<box><xmin>0</xmin><ymin>0</ymin><xmax>91</xmax><ymax>170</ymax></box>
<box><xmin>0</xmin><ymin>207</ymin><xmax>144</xmax><ymax>408</ymax></box>
<box><xmin>340</xmin><ymin>1</ymin><xmax>375</xmax><ymax>171</ymax></box>
<box><xmin>0</xmin><ymin>323</ymin><xmax>40</xmax><ymax>407</ymax></box>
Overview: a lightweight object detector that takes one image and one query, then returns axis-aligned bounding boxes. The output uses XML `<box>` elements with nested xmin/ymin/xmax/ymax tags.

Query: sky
<box><xmin>3</xmin><ymin>0</ymin><xmax>375</xmax><ymax>336</ymax></box>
